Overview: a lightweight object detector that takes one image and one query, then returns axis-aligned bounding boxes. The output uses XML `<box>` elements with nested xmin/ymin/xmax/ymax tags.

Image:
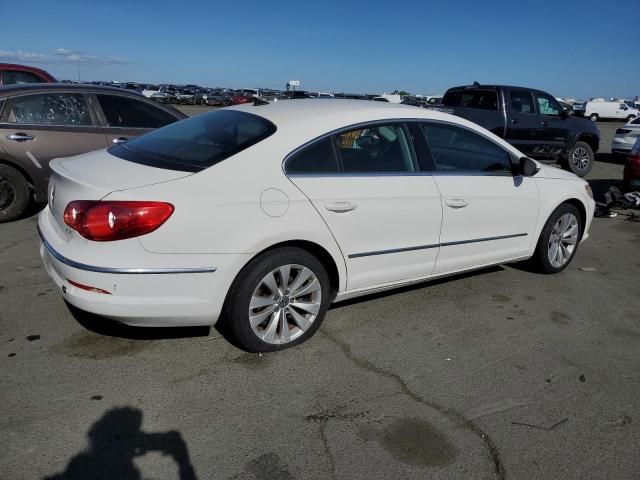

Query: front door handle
<box><xmin>7</xmin><ymin>132</ymin><xmax>35</xmax><ymax>142</ymax></box>
<box><xmin>511</xmin><ymin>118</ymin><xmax>520</xmax><ymax>124</ymax></box>
<box><xmin>445</xmin><ymin>198</ymin><xmax>469</xmax><ymax>209</ymax></box>
<box><xmin>540</xmin><ymin>121</ymin><xmax>549</xmax><ymax>126</ymax></box>
<box><xmin>112</xmin><ymin>137</ymin><xmax>129</xmax><ymax>144</ymax></box>
<box><xmin>325</xmin><ymin>201</ymin><xmax>357</xmax><ymax>213</ymax></box>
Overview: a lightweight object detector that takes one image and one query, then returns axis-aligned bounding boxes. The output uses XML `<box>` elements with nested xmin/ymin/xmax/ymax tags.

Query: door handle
<box><xmin>444</xmin><ymin>198</ymin><xmax>469</xmax><ymax>209</ymax></box>
<box><xmin>7</xmin><ymin>132</ymin><xmax>34</xmax><ymax>142</ymax></box>
<box><xmin>511</xmin><ymin>118</ymin><xmax>520</xmax><ymax>124</ymax></box>
<box><xmin>112</xmin><ymin>137</ymin><xmax>129</xmax><ymax>144</ymax></box>
<box><xmin>325</xmin><ymin>201</ymin><xmax>357</xmax><ymax>213</ymax></box>
<box><xmin>540</xmin><ymin>121</ymin><xmax>549</xmax><ymax>126</ymax></box>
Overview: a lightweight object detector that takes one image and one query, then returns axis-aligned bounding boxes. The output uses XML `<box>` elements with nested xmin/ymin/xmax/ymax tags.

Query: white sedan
<box><xmin>612</xmin><ymin>116</ymin><xmax>640</xmax><ymax>158</ymax></box>
<box><xmin>38</xmin><ymin>100</ymin><xmax>595</xmax><ymax>351</ymax></box>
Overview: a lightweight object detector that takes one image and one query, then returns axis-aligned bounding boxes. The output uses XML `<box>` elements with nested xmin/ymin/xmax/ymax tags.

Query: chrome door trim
<box><xmin>38</xmin><ymin>226</ymin><xmax>217</xmax><ymax>275</ymax></box>
<box><xmin>348</xmin><ymin>233</ymin><xmax>527</xmax><ymax>259</ymax></box>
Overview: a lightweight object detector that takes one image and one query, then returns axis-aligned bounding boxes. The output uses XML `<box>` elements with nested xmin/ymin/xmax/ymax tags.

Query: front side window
<box><xmin>337</xmin><ymin>124</ymin><xmax>415</xmax><ymax>173</ymax></box>
<box><xmin>285</xmin><ymin>138</ymin><xmax>339</xmax><ymax>174</ymax></box>
<box><xmin>536</xmin><ymin>93</ymin><xmax>561</xmax><ymax>116</ymax></box>
<box><xmin>510</xmin><ymin>90</ymin><xmax>536</xmax><ymax>114</ymax></box>
<box><xmin>421</xmin><ymin>123</ymin><xmax>512</xmax><ymax>174</ymax></box>
<box><xmin>97</xmin><ymin>94</ymin><xmax>177</xmax><ymax>128</ymax></box>
<box><xmin>631</xmin><ymin>117</ymin><xmax>640</xmax><ymax>125</ymax></box>
<box><xmin>8</xmin><ymin>93</ymin><xmax>92</xmax><ymax>126</ymax></box>
<box><xmin>111</xmin><ymin>110</ymin><xmax>276</xmax><ymax>172</ymax></box>
<box><xmin>3</xmin><ymin>70</ymin><xmax>44</xmax><ymax>84</ymax></box>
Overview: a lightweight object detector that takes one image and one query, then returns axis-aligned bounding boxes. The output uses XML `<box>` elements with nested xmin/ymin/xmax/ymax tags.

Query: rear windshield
<box><xmin>109</xmin><ymin>110</ymin><xmax>277</xmax><ymax>172</ymax></box>
<box><xmin>442</xmin><ymin>89</ymin><xmax>498</xmax><ymax>110</ymax></box>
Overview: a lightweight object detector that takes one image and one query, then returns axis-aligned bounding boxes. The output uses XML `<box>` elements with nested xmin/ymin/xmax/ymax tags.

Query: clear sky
<box><xmin>1</xmin><ymin>0</ymin><xmax>638</xmax><ymax>99</ymax></box>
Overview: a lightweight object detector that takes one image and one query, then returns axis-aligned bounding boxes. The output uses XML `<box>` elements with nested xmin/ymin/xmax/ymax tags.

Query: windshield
<box><xmin>109</xmin><ymin>110</ymin><xmax>277</xmax><ymax>172</ymax></box>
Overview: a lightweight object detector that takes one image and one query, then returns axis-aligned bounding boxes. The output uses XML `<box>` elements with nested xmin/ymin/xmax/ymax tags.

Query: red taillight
<box><xmin>63</xmin><ymin>201</ymin><xmax>174</xmax><ymax>241</ymax></box>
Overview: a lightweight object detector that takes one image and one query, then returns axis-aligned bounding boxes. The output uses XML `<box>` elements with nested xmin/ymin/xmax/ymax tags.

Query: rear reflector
<box><xmin>64</xmin><ymin>201</ymin><xmax>174</xmax><ymax>241</ymax></box>
<box><xmin>67</xmin><ymin>279</ymin><xmax>111</xmax><ymax>295</ymax></box>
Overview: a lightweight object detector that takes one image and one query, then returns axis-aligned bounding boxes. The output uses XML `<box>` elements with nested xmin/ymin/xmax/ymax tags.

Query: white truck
<box><xmin>584</xmin><ymin>99</ymin><xmax>639</xmax><ymax>122</ymax></box>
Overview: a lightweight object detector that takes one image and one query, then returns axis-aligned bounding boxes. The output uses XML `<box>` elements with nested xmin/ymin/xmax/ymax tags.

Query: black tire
<box><xmin>221</xmin><ymin>247</ymin><xmax>331</xmax><ymax>352</ymax></box>
<box><xmin>564</xmin><ymin>141</ymin><xmax>594</xmax><ymax>177</ymax></box>
<box><xmin>589</xmin><ymin>113</ymin><xmax>598</xmax><ymax>122</ymax></box>
<box><xmin>529</xmin><ymin>203</ymin><xmax>583</xmax><ymax>274</ymax></box>
<box><xmin>0</xmin><ymin>164</ymin><xmax>30</xmax><ymax>223</ymax></box>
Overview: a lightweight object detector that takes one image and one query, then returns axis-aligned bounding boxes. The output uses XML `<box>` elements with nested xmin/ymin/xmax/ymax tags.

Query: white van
<box><xmin>584</xmin><ymin>100</ymin><xmax>639</xmax><ymax>122</ymax></box>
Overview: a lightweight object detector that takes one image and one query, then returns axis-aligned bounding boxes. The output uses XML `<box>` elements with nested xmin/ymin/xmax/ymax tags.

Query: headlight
<box><xmin>585</xmin><ymin>184</ymin><xmax>593</xmax><ymax>199</ymax></box>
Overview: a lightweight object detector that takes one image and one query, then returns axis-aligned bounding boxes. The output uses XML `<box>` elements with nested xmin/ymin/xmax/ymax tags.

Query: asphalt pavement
<box><xmin>1</xmin><ymin>115</ymin><xmax>638</xmax><ymax>480</ymax></box>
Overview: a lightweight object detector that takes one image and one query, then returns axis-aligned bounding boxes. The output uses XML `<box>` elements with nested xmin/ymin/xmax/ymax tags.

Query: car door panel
<box><xmin>433</xmin><ymin>175</ymin><xmax>538</xmax><ymax>274</ymax></box>
<box><xmin>505</xmin><ymin>89</ymin><xmax>539</xmax><ymax>156</ymax></box>
<box><xmin>0</xmin><ymin>92</ymin><xmax>108</xmax><ymax>199</ymax></box>
<box><xmin>419</xmin><ymin>121</ymin><xmax>539</xmax><ymax>274</ymax></box>
<box><xmin>290</xmin><ymin>175</ymin><xmax>442</xmax><ymax>290</ymax></box>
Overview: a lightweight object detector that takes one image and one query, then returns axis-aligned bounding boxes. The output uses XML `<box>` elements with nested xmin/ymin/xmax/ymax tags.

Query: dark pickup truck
<box><xmin>432</xmin><ymin>84</ymin><xmax>600</xmax><ymax>176</ymax></box>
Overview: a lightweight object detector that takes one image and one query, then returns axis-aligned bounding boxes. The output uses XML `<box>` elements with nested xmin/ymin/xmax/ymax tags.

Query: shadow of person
<box><xmin>44</xmin><ymin>407</ymin><xmax>197</xmax><ymax>480</ymax></box>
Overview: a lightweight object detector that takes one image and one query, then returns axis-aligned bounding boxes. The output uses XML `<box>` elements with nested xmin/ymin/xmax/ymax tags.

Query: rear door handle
<box><xmin>112</xmin><ymin>137</ymin><xmax>129</xmax><ymax>144</ymax></box>
<box><xmin>540</xmin><ymin>121</ymin><xmax>549</xmax><ymax>126</ymax></box>
<box><xmin>511</xmin><ymin>118</ymin><xmax>520</xmax><ymax>124</ymax></box>
<box><xmin>325</xmin><ymin>201</ymin><xmax>357</xmax><ymax>213</ymax></box>
<box><xmin>444</xmin><ymin>198</ymin><xmax>469</xmax><ymax>209</ymax></box>
<box><xmin>7</xmin><ymin>132</ymin><xmax>34</xmax><ymax>142</ymax></box>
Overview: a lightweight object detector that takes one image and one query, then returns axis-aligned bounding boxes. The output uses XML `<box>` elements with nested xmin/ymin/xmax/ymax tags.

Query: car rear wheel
<box><xmin>0</xmin><ymin>164</ymin><xmax>30</xmax><ymax>223</ymax></box>
<box><xmin>589</xmin><ymin>113</ymin><xmax>599</xmax><ymax>122</ymax></box>
<box><xmin>529</xmin><ymin>203</ymin><xmax>582</xmax><ymax>274</ymax></box>
<box><xmin>564</xmin><ymin>141</ymin><xmax>594</xmax><ymax>177</ymax></box>
<box><xmin>222</xmin><ymin>247</ymin><xmax>331</xmax><ymax>352</ymax></box>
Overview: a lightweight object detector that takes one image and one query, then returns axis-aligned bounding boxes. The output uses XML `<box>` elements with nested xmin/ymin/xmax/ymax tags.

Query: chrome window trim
<box><xmin>348</xmin><ymin>233</ymin><xmax>527</xmax><ymax>259</ymax></box>
<box><xmin>282</xmin><ymin>118</ymin><xmax>518</xmax><ymax>178</ymax></box>
<box><xmin>38</xmin><ymin>226</ymin><xmax>217</xmax><ymax>275</ymax></box>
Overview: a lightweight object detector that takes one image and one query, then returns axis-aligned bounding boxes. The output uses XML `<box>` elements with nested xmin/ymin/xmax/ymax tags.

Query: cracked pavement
<box><xmin>1</xmin><ymin>122</ymin><xmax>639</xmax><ymax>479</ymax></box>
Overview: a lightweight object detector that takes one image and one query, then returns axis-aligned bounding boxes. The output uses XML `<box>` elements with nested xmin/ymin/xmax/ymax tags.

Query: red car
<box><xmin>623</xmin><ymin>137</ymin><xmax>640</xmax><ymax>191</ymax></box>
<box><xmin>230</xmin><ymin>94</ymin><xmax>253</xmax><ymax>105</ymax></box>
<box><xmin>0</xmin><ymin>63</ymin><xmax>57</xmax><ymax>85</ymax></box>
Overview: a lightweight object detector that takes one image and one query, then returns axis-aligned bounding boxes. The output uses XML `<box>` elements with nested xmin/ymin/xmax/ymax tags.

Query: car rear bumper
<box><xmin>38</xmin><ymin>208</ymin><xmax>247</xmax><ymax>327</ymax></box>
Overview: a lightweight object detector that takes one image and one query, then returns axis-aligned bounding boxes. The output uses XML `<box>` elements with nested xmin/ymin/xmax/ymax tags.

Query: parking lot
<box><xmin>1</xmin><ymin>113</ymin><xmax>638</xmax><ymax>480</ymax></box>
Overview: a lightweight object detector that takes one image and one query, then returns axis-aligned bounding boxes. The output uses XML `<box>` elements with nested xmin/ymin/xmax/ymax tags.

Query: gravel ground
<box><xmin>0</xmin><ymin>111</ymin><xmax>638</xmax><ymax>480</ymax></box>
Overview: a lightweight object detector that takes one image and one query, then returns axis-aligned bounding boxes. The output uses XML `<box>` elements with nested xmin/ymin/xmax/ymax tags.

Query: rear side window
<box><xmin>3</xmin><ymin>70</ymin><xmax>44</xmax><ymax>84</ymax></box>
<box><xmin>286</xmin><ymin>138</ymin><xmax>339</xmax><ymax>174</ymax></box>
<box><xmin>97</xmin><ymin>94</ymin><xmax>178</xmax><ymax>128</ymax></box>
<box><xmin>8</xmin><ymin>93</ymin><xmax>92</xmax><ymax>126</ymax></box>
<box><xmin>110</xmin><ymin>110</ymin><xmax>276</xmax><ymax>172</ymax></box>
<box><xmin>510</xmin><ymin>90</ymin><xmax>536</xmax><ymax>114</ymax></box>
<box><xmin>421</xmin><ymin>123</ymin><xmax>512</xmax><ymax>174</ymax></box>
<box><xmin>337</xmin><ymin>124</ymin><xmax>415</xmax><ymax>173</ymax></box>
<box><xmin>443</xmin><ymin>89</ymin><xmax>497</xmax><ymax>110</ymax></box>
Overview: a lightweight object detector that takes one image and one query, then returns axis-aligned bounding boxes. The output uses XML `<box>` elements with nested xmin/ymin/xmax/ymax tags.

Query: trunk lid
<box><xmin>47</xmin><ymin>149</ymin><xmax>191</xmax><ymax>241</ymax></box>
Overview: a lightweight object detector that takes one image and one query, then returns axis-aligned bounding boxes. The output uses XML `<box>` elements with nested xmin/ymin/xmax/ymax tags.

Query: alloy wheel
<box><xmin>571</xmin><ymin>147</ymin><xmax>590</xmax><ymax>172</ymax></box>
<box><xmin>249</xmin><ymin>264</ymin><xmax>322</xmax><ymax>344</ymax></box>
<box><xmin>547</xmin><ymin>213</ymin><xmax>579</xmax><ymax>268</ymax></box>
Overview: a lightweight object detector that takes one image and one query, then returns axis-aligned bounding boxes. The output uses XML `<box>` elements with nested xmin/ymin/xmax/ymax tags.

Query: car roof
<box><xmin>230</xmin><ymin>99</ymin><xmax>453</xmax><ymax>128</ymax></box>
<box><xmin>0</xmin><ymin>82</ymin><xmax>143</xmax><ymax>98</ymax></box>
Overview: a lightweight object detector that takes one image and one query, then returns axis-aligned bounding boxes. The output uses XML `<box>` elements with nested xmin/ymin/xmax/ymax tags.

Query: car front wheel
<box><xmin>222</xmin><ymin>247</ymin><xmax>331</xmax><ymax>352</ymax></box>
<box><xmin>529</xmin><ymin>203</ymin><xmax>582</xmax><ymax>274</ymax></box>
<box><xmin>564</xmin><ymin>141</ymin><xmax>594</xmax><ymax>177</ymax></box>
<box><xmin>0</xmin><ymin>164</ymin><xmax>30</xmax><ymax>223</ymax></box>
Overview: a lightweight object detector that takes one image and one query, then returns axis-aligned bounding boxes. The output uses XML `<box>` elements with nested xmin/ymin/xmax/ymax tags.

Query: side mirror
<box><xmin>519</xmin><ymin>157</ymin><xmax>540</xmax><ymax>176</ymax></box>
<box><xmin>560</xmin><ymin>108</ymin><xmax>571</xmax><ymax>118</ymax></box>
